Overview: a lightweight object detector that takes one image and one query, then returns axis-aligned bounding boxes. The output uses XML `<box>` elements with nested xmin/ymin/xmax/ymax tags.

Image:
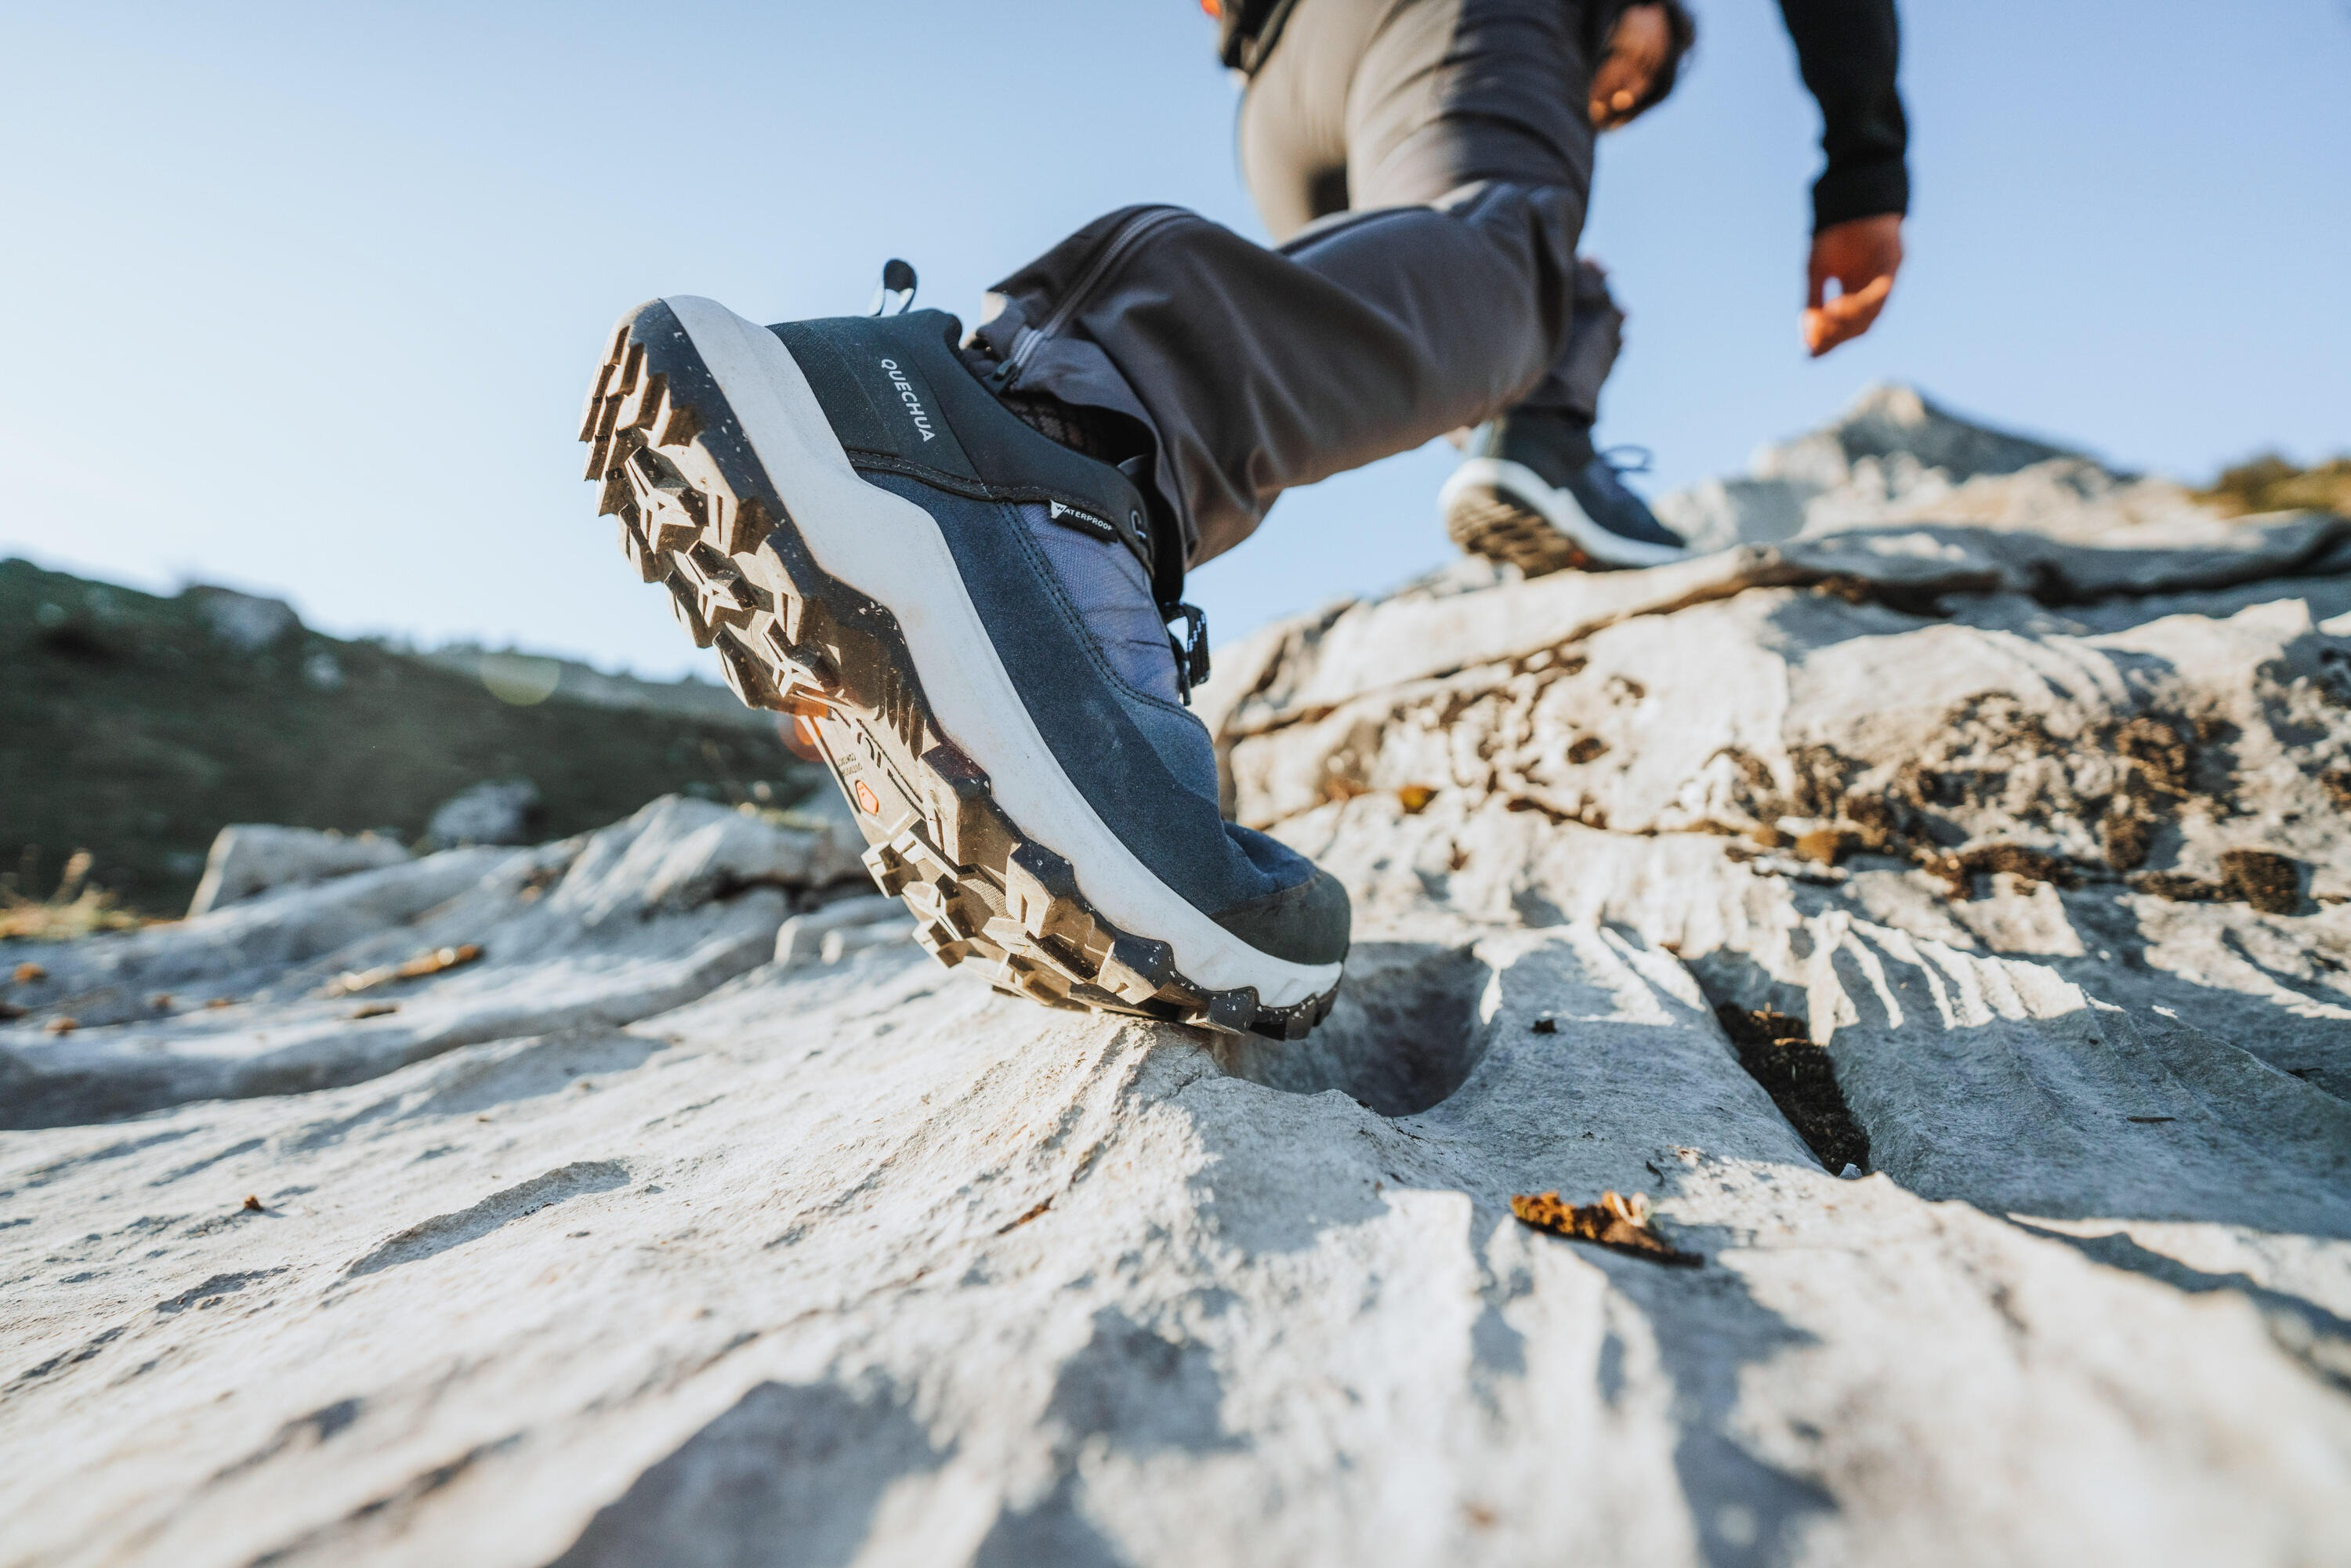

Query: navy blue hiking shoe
<box><xmin>579</xmin><ymin>293</ymin><xmax>1347</xmax><ymax>1037</ymax></box>
<box><xmin>1440</xmin><ymin>411</ymin><xmax>1689</xmax><ymax>575</ymax></box>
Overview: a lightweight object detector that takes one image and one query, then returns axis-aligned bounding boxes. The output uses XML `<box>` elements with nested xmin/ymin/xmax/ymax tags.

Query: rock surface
<box><xmin>426</xmin><ymin>779</ymin><xmax>548</xmax><ymax>849</ymax></box>
<box><xmin>185</xmin><ymin>826</ymin><xmax>411</xmax><ymax>918</ymax></box>
<box><xmin>2</xmin><ymin>556</ymin><xmax>819</xmax><ymax>918</ymax></box>
<box><xmin>3</xmin><ymin>392</ymin><xmax>2347</xmax><ymax>1566</ymax></box>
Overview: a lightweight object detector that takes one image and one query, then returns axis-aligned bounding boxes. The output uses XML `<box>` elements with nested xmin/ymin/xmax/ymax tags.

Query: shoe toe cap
<box><xmin>1209</xmin><ymin>865</ymin><xmax>1352</xmax><ymax>969</ymax></box>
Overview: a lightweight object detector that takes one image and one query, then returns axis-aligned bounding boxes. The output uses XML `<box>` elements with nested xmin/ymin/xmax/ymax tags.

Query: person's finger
<box><xmin>1808</xmin><ymin>303</ymin><xmax>1863</xmax><ymax>357</ymax></box>
<box><xmin>1806</xmin><ymin>273</ymin><xmax>1894</xmax><ymax>357</ymax></box>
<box><xmin>1802</xmin><ymin>236</ymin><xmax>1838</xmax><ymax>353</ymax></box>
<box><xmin>1809</xmin><ymin>296</ymin><xmax>1861</xmax><ymax>356</ymax></box>
<box><xmin>1835</xmin><ymin>273</ymin><xmax>1895</xmax><ymax>338</ymax></box>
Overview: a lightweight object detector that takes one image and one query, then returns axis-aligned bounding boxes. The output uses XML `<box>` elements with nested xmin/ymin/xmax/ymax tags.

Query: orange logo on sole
<box><xmin>853</xmin><ymin>780</ymin><xmax>880</xmax><ymax>815</ymax></box>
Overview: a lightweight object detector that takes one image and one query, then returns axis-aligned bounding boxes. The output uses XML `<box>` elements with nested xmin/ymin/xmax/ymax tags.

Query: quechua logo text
<box><xmin>878</xmin><ymin>359</ymin><xmax>937</xmax><ymax>444</ymax></box>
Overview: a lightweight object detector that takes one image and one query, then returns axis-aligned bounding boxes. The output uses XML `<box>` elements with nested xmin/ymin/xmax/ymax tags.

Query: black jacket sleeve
<box><xmin>1777</xmin><ymin>0</ymin><xmax>1909</xmax><ymax>231</ymax></box>
<box><xmin>1217</xmin><ymin>0</ymin><xmax>1302</xmax><ymax>72</ymax></box>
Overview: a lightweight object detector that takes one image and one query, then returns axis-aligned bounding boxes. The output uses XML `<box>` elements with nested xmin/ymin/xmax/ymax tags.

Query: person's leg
<box><xmin>1243</xmin><ymin>7</ymin><xmax>1621</xmax><ymax>424</ymax></box>
<box><xmin>1537</xmin><ymin>257</ymin><xmax>1625</xmax><ymax>426</ymax></box>
<box><xmin>1234</xmin><ymin>0</ymin><xmax>1374</xmax><ymax>241</ymax></box>
<box><xmin>1233</xmin><ymin>24</ymin><xmax>1672</xmax><ymax>580</ymax></box>
<box><xmin>972</xmin><ymin>0</ymin><xmax>1599</xmax><ymax>574</ymax></box>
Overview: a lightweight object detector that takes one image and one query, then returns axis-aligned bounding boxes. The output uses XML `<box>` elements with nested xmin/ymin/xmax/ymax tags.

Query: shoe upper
<box><xmin>765</xmin><ymin>310</ymin><xmax>1349</xmax><ymax>969</ymax></box>
<box><xmin>770</xmin><ymin>310</ymin><xmax>1165</xmax><ymax>586</ymax></box>
<box><xmin>1477</xmin><ymin>413</ymin><xmax>1686</xmax><ymax>551</ymax></box>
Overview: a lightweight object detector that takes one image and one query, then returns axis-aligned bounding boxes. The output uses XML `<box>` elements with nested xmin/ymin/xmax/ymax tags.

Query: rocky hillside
<box><xmin>2</xmin><ymin>390</ymin><xmax>2346</xmax><ymax>1565</ymax></box>
<box><xmin>1</xmin><ymin>560</ymin><xmax>818</xmax><ymax>917</ymax></box>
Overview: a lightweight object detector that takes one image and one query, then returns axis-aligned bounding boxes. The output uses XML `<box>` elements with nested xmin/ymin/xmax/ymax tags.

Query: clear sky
<box><xmin>4</xmin><ymin>2</ymin><xmax>2346</xmax><ymax>680</ymax></box>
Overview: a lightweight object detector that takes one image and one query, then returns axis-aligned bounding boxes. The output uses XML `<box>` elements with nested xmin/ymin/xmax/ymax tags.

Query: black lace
<box><xmin>1167</xmin><ymin>602</ymin><xmax>1212</xmax><ymax>704</ymax></box>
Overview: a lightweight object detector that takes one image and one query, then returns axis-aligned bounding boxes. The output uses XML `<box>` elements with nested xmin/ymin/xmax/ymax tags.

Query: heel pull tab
<box><xmin>1165</xmin><ymin>602</ymin><xmax>1211</xmax><ymax>705</ymax></box>
<box><xmin>868</xmin><ymin>259</ymin><xmax>918</xmax><ymax>317</ymax></box>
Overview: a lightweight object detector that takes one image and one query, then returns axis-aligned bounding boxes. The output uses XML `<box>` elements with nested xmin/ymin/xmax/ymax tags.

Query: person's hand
<box><xmin>1803</xmin><ymin>213</ymin><xmax>1904</xmax><ymax>357</ymax></box>
<box><xmin>1589</xmin><ymin>2</ymin><xmax>1670</xmax><ymax>129</ymax></box>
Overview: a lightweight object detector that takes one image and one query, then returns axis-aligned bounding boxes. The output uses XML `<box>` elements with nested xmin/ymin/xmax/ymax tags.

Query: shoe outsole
<box><xmin>1442</xmin><ymin>457</ymin><xmax>1688</xmax><ymax>577</ymax></box>
<box><xmin>579</xmin><ymin>306</ymin><xmax>1337</xmax><ymax>1041</ymax></box>
<box><xmin>1444</xmin><ymin>484</ymin><xmax>1592</xmax><ymax>578</ymax></box>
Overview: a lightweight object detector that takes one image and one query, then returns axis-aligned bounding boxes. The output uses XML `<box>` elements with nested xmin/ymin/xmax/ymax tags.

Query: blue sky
<box><xmin>4</xmin><ymin>1</ymin><xmax>2346</xmax><ymax>679</ymax></box>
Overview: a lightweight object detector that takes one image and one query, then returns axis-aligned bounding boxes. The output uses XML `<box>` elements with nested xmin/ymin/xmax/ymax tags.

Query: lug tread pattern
<box><xmin>579</xmin><ymin>305</ymin><xmax>1336</xmax><ymax>1041</ymax></box>
<box><xmin>1444</xmin><ymin>486</ymin><xmax>1590</xmax><ymax>579</ymax></box>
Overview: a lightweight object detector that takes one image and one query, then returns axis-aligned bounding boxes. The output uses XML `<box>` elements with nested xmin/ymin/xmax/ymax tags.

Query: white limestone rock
<box><xmin>2</xmin><ymin>396</ymin><xmax>2347</xmax><ymax>1564</ymax></box>
<box><xmin>186</xmin><ymin>825</ymin><xmax>412</xmax><ymax>918</ymax></box>
<box><xmin>3</xmin><ymin>919</ymin><xmax>2344</xmax><ymax>1566</ymax></box>
<box><xmin>0</xmin><ymin>798</ymin><xmax>864</xmax><ymax>1130</ymax></box>
<box><xmin>773</xmin><ymin>895</ymin><xmax>915</xmax><ymax>968</ymax></box>
<box><xmin>427</xmin><ymin>778</ymin><xmax>545</xmax><ymax>848</ymax></box>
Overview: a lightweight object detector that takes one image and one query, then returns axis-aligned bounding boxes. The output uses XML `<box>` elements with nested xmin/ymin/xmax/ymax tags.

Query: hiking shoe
<box><xmin>578</xmin><ymin>295</ymin><xmax>1347</xmax><ymax>1038</ymax></box>
<box><xmin>1440</xmin><ymin>412</ymin><xmax>1688</xmax><ymax>575</ymax></box>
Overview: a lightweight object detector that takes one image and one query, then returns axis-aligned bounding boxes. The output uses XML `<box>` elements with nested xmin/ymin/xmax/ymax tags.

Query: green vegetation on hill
<box><xmin>2</xmin><ymin>559</ymin><xmax>821</xmax><ymax>918</ymax></box>
<box><xmin>2193</xmin><ymin>453</ymin><xmax>2351</xmax><ymax>519</ymax></box>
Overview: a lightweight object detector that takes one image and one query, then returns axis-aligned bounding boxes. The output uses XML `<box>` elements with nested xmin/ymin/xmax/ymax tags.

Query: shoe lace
<box><xmin>1597</xmin><ymin>444</ymin><xmax>1654</xmax><ymax>478</ymax></box>
<box><xmin>1166</xmin><ymin>602</ymin><xmax>1211</xmax><ymax>704</ymax></box>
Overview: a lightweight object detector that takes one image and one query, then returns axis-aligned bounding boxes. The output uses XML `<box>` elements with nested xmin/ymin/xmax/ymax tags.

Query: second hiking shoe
<box><xmin>1440</xmin><ymin>411</ymin><xmax>1690</xmax><ymax>576</ymax></box>
<box><xmin>579</xmin><ymin>296</ymin><xmax>1347</xmax><ymax>1038</ymax></box>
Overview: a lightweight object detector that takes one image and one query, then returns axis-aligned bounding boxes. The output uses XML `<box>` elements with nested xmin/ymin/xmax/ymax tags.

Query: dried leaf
<box><xmin>1396</xmin><ymin>784</ymin><xmax>1437</xmax><ymax>814</ymax></box>
<box><xmin>1510</xmin><ymin>1190</ymin><xmax>1700</xmax><ymax>1266</ymax></box>
<box><xmin>400</xmin><ymin>943</ymin><xmax>482</xmax><ymax>979</ymax></box>
<box><xmin>324</xmin><ymin>943</ymin><xmax>484</xmax><ymax>998</ymax></box>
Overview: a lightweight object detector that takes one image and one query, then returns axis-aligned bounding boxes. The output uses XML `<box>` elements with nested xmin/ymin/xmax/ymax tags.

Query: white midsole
<box><xmin>662</xmin><ymin>296</ymin><xmax>1342</xmax><ymax>1009</ymax></box>
<box><xmin>1439</xmin><ymin>456</ymin><xmax>1688</xmax><ymax>570</ymax></box>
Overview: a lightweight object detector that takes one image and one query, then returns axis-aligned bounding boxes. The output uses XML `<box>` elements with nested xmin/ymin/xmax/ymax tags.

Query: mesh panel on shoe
<box><xmin>1017</xmin><ymin>502</ymin><xmax>1180</xmax><ymax>705</ymax></box>
<box><xmin>1016</xmin><ymin>500</ymin><xmax>1220</xmax><ymax>808</ymax></box>
<box><xmin>959</xmin><ymin>347</ymin><xmax>1151</xmax><ymax>468</ymax></box>
<box><xmin>995</xmin><ymin>389</ymin><xmax>1132</xmax><ymax>463</ymax></box>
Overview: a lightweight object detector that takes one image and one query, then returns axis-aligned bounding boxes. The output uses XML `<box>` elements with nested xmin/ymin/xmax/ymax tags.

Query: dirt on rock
<box><xmin>1712</xmin><ymin>1005</ymin><xmax>1871</xmax><ymax>1175</ymax></box>
<box><xmin>2219</xmin><ymin>849</ymin><xmax>2303</xmax><ymax>915</ymax></box>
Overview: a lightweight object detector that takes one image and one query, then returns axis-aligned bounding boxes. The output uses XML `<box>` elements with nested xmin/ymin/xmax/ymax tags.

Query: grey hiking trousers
<box><xmin>973</xmin><ymin>0</ymin><xmax>1610</xmax><ymax>572</ymax></box>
